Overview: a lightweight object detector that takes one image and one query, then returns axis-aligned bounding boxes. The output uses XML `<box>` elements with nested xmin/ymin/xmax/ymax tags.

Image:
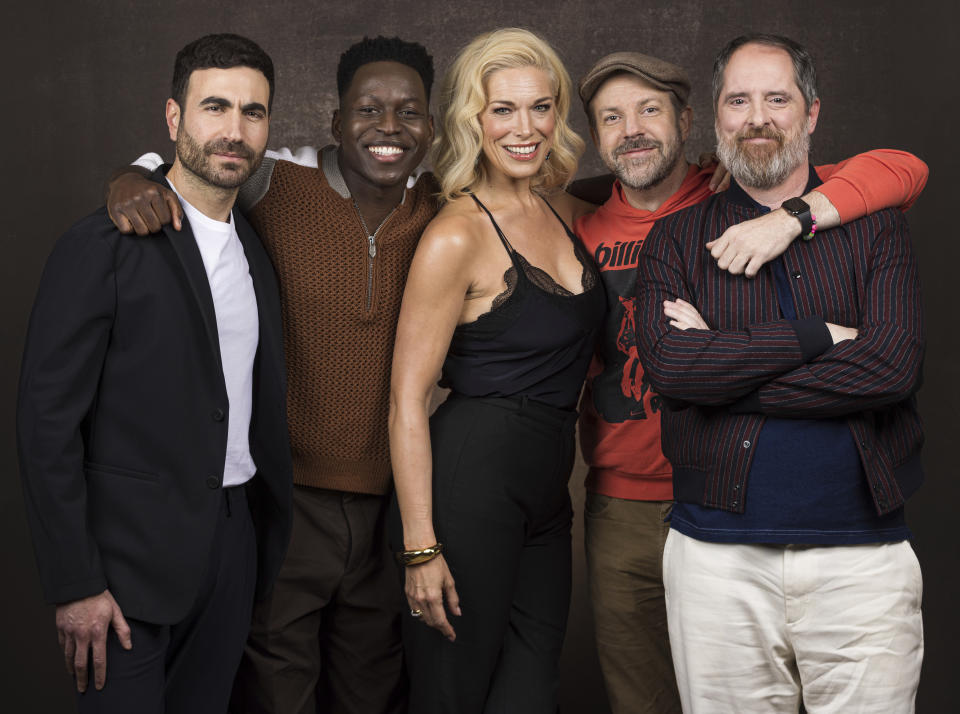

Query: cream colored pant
<box><xmin>663</xmin><ymin>530</ymin><xmax>924</xmax><ymax>713</ymax></box>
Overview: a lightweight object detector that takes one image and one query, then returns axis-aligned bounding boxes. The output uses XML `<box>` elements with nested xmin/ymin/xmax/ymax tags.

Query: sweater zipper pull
<box><xmin>368</xmin><ymin>235</ymin><xmax>377</xmax><ymax>258</ymax></box>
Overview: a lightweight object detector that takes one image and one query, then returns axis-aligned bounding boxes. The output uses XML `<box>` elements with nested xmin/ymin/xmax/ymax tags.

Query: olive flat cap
<box><xmin>579</xmin><ymin>51</ymin><xmax>691</xmax><ymax>112</ymax></box>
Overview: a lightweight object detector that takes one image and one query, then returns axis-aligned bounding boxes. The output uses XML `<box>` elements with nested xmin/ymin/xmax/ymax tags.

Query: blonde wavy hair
<box><xmin>432</xmin><ymin>28</ymin><xmax>584</xmax><ymax>203</ymax></box>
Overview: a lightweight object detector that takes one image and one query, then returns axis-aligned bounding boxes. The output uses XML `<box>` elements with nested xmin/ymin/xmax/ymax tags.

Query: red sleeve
<box><xmin>814</xmin><ymin>149</ymin><xmax>928</xmax><ymax>221</ymax></box>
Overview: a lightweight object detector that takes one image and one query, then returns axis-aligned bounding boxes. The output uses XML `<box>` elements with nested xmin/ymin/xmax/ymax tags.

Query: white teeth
<box><xmin>369</xmin><ymin>145</ymin><xmax>404</xmax><ymax>156</ymax></box>
<box><xmin>505</xmin><ymin>144</ymin><xmax>537</xmax><ymax>155</ymax></box>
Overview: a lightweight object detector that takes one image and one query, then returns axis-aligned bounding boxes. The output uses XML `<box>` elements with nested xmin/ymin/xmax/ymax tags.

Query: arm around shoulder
<box><xmin>707</xmin><ymin>149</ymin><xmax>928</xmax><ymax>278</ymax></box>
<box><xmin>106</xmin><ymin>153</ymin><xmax>182</xmax><ymax>235</ymax></box>
<box><xmin>814</xmin><ymin>148</ymin><xmax>929</xmax><ymax>223</ymax></box>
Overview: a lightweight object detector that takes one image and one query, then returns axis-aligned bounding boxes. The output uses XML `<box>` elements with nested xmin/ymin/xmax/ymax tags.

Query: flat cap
<box><xmin>579</xmin><ymin>51</ymin><xmax>691</xmax><ymax>113</ymax></box>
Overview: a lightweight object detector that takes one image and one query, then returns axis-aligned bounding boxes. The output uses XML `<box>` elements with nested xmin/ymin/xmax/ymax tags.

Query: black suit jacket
<box><xmin>17</xmin><ymin>169</ymin><xmax>292</xmax><ymax>624</ymax></box>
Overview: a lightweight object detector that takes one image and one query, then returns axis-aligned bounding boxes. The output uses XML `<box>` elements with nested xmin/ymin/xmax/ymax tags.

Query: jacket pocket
<box><xmin>84</xmin><ymin>461</ymin><xmax>160</xmax><ymax>484</ymax></box>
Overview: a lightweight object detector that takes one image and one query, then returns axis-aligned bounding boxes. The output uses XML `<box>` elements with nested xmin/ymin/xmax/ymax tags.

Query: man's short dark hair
<box><xmin>336</xmin><ymin>36</ymin><xmax>434</xmax><ymax>101</ymax></box>
<box><xmin>172</xmin><ymin>33</ymin><xmax>275</xmax><ymax>111</ymax></box>
<box><xmin>712</xmin><ymin>33</ymin><xmax>818</xmax><ymax>111</ymax></box>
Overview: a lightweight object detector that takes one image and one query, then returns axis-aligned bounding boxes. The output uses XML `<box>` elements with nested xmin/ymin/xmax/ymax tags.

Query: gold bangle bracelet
<box><xmin>396</xmin><ymin>542</ymin><xmax>444</xmax><ymax>567</ymax></box>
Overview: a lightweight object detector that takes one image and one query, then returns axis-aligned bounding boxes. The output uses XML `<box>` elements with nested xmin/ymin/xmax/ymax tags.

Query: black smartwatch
<box><xmin>782</xmin><ymin>197</ymin><xmax>815</xmax><ymax>240</ymax></box>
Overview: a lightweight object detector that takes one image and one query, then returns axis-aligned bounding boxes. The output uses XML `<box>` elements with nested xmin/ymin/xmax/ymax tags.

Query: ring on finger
<box><xmin>410</xmin><ymin>608</ymin><xmax>423</xmax><ymax>618</ymax></box>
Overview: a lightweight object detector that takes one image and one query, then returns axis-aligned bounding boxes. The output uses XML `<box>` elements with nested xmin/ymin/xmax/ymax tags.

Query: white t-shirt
<box><xmin>168</xmin><ymin>179</ymin><xmax>259</xmax><ymax>488</ymax></box>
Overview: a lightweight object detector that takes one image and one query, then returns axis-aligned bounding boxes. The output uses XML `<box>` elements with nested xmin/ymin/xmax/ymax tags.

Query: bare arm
<box><xmin>706</xmin><ymin>149</ymin><xmax>928</xmax><ymax>277</ymax></box>
<box><xmin>389</xmin><ymin>215</ymin><xmax>476</xmax><ymax>641</ymax></box>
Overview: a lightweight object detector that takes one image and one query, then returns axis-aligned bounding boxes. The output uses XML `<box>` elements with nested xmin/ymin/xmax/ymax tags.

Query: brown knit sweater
<box><xmin>247</xmin><ymin>149</ymin><xmax>438</xmax><ymax>495</ymax></box>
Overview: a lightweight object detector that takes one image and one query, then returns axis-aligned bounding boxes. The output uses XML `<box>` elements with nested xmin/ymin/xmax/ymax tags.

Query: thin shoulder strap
<box><xmin>470</xmin><ymin>193</ymin><xmax>515</xmax><ymax>255</ymax></box>
<box><xmin>538</xmin><ymin>195</ymin><xmax>578</xmax><ymax>242</ymax></box>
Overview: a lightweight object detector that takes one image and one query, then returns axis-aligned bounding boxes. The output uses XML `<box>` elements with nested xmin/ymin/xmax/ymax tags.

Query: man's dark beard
<box><xmin>176</xmin><ymin>130</ymin><xmax>262</xmax><ymax>189</ymax></box>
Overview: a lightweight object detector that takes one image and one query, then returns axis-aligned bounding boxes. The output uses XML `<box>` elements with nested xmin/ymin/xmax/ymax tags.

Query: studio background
<box><xmin>2</xmin><ymin>1</ymin><xmax>956</xmax><ymax>711</ymax></box>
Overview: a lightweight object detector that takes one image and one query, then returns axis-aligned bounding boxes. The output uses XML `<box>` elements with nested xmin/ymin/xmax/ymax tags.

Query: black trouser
<box><xmin>392</xmin><ymin>394</ymin><xmax>576</xmax><ymax>714</ymax></box>
<box><xmin>77</xmin><ymin>485</ymin><xmax>256</xmax><ymax>714</ymax></box>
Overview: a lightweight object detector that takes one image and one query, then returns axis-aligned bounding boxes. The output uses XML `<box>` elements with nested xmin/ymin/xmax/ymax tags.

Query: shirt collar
<box><xmin>725</xmin><ymin>163</ymin><xmax>824</xmax><ymax>210</ymax></box>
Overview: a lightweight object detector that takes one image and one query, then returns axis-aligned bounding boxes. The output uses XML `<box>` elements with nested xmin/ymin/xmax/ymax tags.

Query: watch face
<box><xmin>783</xmin><ymin>197</ymin><xmax>810</xmax><ymax>215</ymax></box>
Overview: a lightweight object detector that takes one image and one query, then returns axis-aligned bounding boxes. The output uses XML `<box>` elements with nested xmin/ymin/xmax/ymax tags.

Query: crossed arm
<box><xmin>636</xmin><ymin>209</ymin><xmax>924</xmax><ymax>417</ymax></box>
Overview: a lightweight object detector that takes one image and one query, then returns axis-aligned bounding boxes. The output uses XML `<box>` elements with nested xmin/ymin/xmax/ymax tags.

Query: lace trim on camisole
<box><xmin>489</xmin><ymin>242</ymin><xmax>596</xmax><ymax>312</ymax></box>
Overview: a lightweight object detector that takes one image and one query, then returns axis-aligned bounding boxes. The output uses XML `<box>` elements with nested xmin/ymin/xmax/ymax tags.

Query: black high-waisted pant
<box><xmin>391</xmin><ymin>393</ymin><xmax>576</xmax><ymax>714</ymax></box>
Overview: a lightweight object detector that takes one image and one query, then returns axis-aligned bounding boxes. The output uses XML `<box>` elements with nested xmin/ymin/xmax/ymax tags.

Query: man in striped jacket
<box><xmin>635</xmin><ymin>34</ymin><xmax>925</xmax><ymax>713</ymax></box>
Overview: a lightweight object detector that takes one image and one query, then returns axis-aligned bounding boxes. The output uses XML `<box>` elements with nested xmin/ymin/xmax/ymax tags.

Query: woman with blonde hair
<box><xmin>389</xmin><ymin>27</ymin><xmax>603</xmax><ymax>713</ymax></box>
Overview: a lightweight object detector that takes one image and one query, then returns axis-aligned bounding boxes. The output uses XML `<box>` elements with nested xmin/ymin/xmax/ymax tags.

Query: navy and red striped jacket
<box><xmin>635</xmin><ymin>172</ymin><xmax>924</xmax><ymax>515</ymax></box>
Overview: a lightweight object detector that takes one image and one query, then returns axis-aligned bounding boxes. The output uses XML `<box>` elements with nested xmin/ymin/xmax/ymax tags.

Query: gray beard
<box><xmin>716</xmin><ymin>128</ymin><xmax>810</xmax><ymax>190</ymax></box>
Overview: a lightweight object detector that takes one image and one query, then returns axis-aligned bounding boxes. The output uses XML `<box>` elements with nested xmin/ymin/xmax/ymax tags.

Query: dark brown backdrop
<box><xmin>3</xmin><ymin>1</ymin><xmax>957</xmax><ymax>712</ymax></box>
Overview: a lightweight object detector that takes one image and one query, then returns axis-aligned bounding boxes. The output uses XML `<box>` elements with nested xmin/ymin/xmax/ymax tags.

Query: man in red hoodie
<box><xmin>573</xmin><ymin>51</ymin><xmax>927</xmax><ymax>714</ymax></box>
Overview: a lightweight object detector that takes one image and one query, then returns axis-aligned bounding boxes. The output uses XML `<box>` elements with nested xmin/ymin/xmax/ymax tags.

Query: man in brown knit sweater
<box><xmin>106</xmin><ymin>37</ymin><xmax>438</xmax><ymax>714</ymax></box>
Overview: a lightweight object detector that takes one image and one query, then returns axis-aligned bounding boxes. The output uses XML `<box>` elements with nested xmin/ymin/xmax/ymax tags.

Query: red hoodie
<box><xmin>575</xmin><ymin>150</ymin><xmax>928</xmax><ymax>501</ymax></box>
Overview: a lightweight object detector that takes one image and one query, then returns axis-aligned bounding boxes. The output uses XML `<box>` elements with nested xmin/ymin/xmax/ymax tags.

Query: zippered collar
<box><xmin>321</xmin><ymin>145</ymin><xmax>409</xmax><ymax>207</ymax></box>
<box><xmin>322</xmin><ymin>145</ymin><xmax>351</xmax><ymax>199</ymax></box>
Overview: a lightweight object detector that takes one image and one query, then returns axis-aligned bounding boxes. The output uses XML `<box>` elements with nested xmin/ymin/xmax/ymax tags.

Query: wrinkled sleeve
<box><xmin>815</xmin><ymin>149</ymin><xmax>928</xmax><ymax>220</ymax></box>
<box><xmin>732</xmin><ymin>210</ymin><xmax>923</xmax><ymax>417</ymax></box>
<box><xmin>17</xmin><ymin>216</ymin><xmax>116</xmax><ymax>604</ymax></box>
<box><xmin>635</xmin><ymin>215</ymin><xmax>831</xmax><ymax>407</ymax></box>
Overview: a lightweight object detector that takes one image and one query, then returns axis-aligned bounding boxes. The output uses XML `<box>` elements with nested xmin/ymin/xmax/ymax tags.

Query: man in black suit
<box><xmin>17</xmin><ymin>33</ymin><xmax>292</xmax><ymax>713</ymax></box>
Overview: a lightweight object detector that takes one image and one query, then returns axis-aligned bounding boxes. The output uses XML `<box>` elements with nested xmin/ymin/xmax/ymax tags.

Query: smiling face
<box><xmin>714</xmin><ymin>43</ymin><xmax>819</xmax><ymax>190</ymax></box>
<box><xmin>166</xmin><ymin>66</ymin><xmax>270</xmax><ymax>188</ymax></box>
<box><xmin>479</xmin><ymin>66</ymin><xmax>557</xmax><ymax>182</ymax></box>
<box><xmin>590</xmin><ymin>73</ymin><xmax>689</xmax><ymax>191</ymax></box>
<box><xmin>332</xmin><ymin>60</ymin><xmax>433</xmax><ymax>190</ymax></box>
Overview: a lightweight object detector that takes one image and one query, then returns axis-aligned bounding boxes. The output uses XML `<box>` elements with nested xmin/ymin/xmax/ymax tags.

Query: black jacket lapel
<box><xmin>234</xmin><ymin>209</ymin><xmax>284</xmax><ymax>386</ymax></box>
<box><xmin>150</xmin><ymin>169</ymin><xmax>223</xmax><ymax>371</ymax></box>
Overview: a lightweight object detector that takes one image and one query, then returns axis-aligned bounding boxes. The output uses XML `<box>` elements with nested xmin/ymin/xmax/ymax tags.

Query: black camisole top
<box><xmin>439</xmin><ymin>194</ymin><xmax>606</xmax><ymax>410</ymax></box>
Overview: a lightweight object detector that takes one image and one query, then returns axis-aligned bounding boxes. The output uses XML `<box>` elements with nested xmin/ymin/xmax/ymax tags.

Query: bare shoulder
<box><xmin>544</xmin><ymin>189</ymin><xmax>596</xmax><ymax>224</ymax></box>
<box><xmin>405</xmin><ymin>196</ymin><xmax>494</xmax><ymax>306</ymax></box>
<box><xmin>415</xmin><ymin>196</ymin><xmax>487</xmax><ymax>267</ymax></box>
